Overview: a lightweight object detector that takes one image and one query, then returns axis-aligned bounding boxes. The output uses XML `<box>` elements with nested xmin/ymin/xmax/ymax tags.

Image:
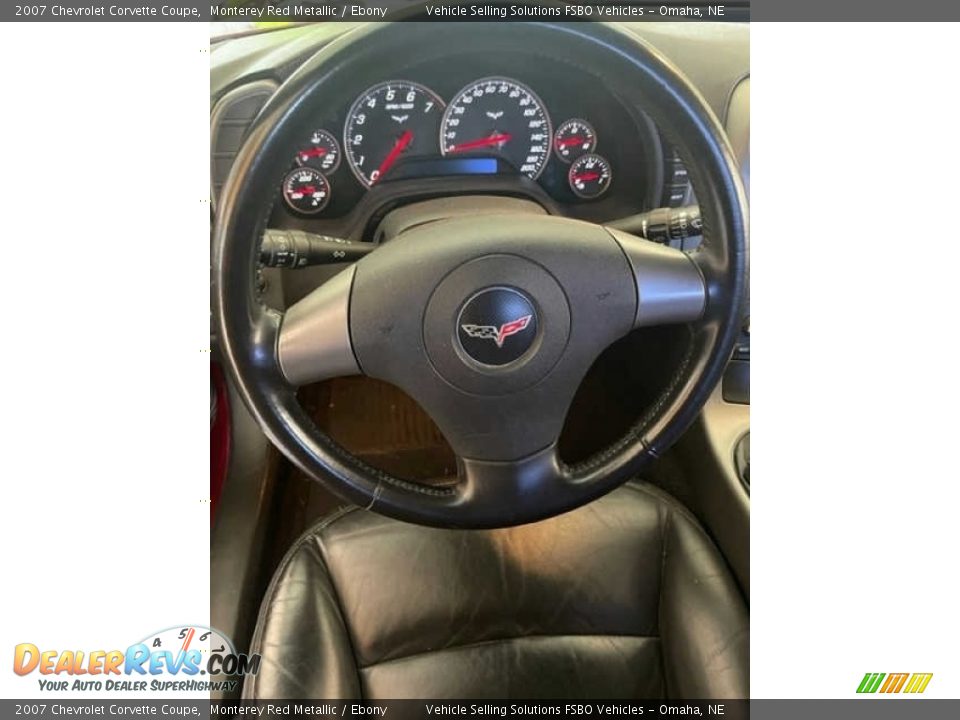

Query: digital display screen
<box><xmin>391</xmin><ymin>157</ymin><xmax>500</xmax><ymax>180</ymax></box>
<box><xmin>433</xmin><ymin>158</ymin><xmax>499</xmax><ymax>175</ymax></box>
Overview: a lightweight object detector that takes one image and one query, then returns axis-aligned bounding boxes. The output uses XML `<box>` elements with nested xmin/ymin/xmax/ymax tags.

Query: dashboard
<box><xmin>211</xmin><ymin>23</ymin><xmax>749</xmax><ymax>242</ymax></box>
<box><xmin>261</xmin><ymin>51</ymin><xmax>689</xmax><ymax>237</ymax></box>
<box><xmin>278</xmin><ymin>68</ymin><xmax>661</xmax><ymax>220</ymax></box>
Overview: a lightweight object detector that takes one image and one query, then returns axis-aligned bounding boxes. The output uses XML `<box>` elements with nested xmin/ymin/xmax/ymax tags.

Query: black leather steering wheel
<box><xmin>213</xmin><ymin>22</ymin><xmax>747</xmax><ymax>529</ymax></box>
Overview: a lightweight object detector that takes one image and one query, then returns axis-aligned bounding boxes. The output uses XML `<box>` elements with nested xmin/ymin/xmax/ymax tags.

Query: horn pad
<box><xmin>424</xmin><ymin>254</ymin><xmax>571</xmax><ymax>396</ymax></box>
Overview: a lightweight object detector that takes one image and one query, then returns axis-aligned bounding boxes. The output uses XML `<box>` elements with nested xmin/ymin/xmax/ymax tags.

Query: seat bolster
<box><xmin>243</xmin><ymin>510</ymin><xmax>363</xmax><ymax>700</ymax></box>
<box><xmin>656</xmin><ymin>492</ymin><xmax>749</xmax><ymax>699</ymax></box>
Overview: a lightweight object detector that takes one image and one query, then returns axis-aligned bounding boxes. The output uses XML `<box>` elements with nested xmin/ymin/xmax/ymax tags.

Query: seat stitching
<box><xmin>358</xmin><ymin>633</ymin><xmax>661</xmax><ymax>672</ymax></box>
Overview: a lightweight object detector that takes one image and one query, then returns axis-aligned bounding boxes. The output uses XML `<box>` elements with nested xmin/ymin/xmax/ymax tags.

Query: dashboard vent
<box><xmin>210</xmin><ymin>80</ymin><xmax>277</xmax><ymax>209</ymax></box>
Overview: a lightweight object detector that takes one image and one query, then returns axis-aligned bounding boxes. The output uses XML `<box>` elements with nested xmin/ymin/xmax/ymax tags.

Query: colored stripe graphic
<box><xmin>857</xmin><ymin>673</ymin><xmax>885</xmax><ymax>693</ymax></box>
<box><xmin>857</xmin><ymin>672</ymin><xmax>932</xmax><ymax>694</ymax></box>
<box><xmin>904</xmin><ymin>673</ymin><xmax>933</xmax><ymax>694</ymax></box>
<box><xmin>880</xmin><ymin>673</ymin><xmax>909</xmax><ymax>693</ymax></box>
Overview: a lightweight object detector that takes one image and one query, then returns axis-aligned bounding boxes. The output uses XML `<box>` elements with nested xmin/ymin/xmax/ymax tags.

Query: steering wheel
<box><xmin>213</xmin><ymin>22</ymin><xmax>747</xmax><ymax>529</ymax></box>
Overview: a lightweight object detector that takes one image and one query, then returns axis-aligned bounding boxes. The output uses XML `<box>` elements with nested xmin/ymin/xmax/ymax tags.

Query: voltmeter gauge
<box><xmin>568</xmin><ymin>153</ymin><xmax>612</xmax><ymax>200</ymax></box>
<box><xmin>282</xmin><ymin>167</ymin><xmax>331</xmax><ymax>215</ymax></box>
<box><xmin>295</xmin><ymin>129</ymin><xmax>341</xmax><ymax>174</ymax></box>
<box><xmin>553</xmin><ymin>119</ymin><xmax>597</xmax><ymax>163</ymax></box>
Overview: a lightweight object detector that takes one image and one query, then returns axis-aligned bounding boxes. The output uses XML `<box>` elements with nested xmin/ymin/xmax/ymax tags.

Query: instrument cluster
<box><xmin>278</xmin><ymin>70</ymin><xmax>660</xmax><ymax>225</ymax></box>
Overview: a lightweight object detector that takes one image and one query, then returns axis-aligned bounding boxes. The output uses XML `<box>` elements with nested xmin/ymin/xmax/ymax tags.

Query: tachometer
<box><xmin>344</xmin><ymin>81</ymin><xmax>445</xmax><ymax>187</ymax></box>
<box><xmin>440</xmin><ymin>77</ymin><xmax>552</xmax><ymax>180</ymax></box>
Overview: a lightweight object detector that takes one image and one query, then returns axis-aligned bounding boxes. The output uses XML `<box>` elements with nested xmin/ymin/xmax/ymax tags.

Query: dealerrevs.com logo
<box><xmin>13</xmin><ymin>625</ymin><xmax>259</xmax><ymax>693</ymax></box>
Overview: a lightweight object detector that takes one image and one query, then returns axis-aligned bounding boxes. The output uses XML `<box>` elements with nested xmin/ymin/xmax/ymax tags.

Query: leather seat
<box><xmin>245</xmin><ymin>482</ymin><xmax>748</xmax><ymax>699</ymax></box>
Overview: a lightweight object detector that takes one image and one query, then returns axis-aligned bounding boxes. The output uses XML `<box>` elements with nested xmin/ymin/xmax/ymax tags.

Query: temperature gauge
<box><xmin>568</xmin><ymin>154</ymin><xmax>612</xmax><ymax>200</ymax></box>
<box><xmin>282</xmin><ymin>167</ymin><xmax>331</xmax><ymax>215</ymax></box>
<box><xmin>295</xmin><ymin>129</ymin><xmax>340</xmax><ymax>174</ymax></box>
<box><xmin>554</xmin><ymin>119</ymin><xmax>597</xmax><ymax>163</ymax></box>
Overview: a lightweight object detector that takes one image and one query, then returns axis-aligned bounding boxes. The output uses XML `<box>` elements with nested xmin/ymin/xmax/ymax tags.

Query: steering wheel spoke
<box><xmin>276</xmin><ymin>266</ymin><xmax>361</xmax><ymax>386</ymax></box>
<box><xmin>606</xmin><ymin>227</ymin><xmax>707</xmax><ymax>328</ymax></box>
<box><xmin>454</xmin><ymin>445</ymin><xmax>568</xmax><ymax>524</ymax></box>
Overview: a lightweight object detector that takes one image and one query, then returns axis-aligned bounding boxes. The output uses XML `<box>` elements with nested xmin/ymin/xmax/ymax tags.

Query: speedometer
<box><xmin>440</xmin><ymin>77</ymin><xmax>552</xmax><ymax>180</ymax></box>
<box><xmin>344</xmin><ymin>80</ymin><xmax>445</xmax><ymax>187</ymax></box>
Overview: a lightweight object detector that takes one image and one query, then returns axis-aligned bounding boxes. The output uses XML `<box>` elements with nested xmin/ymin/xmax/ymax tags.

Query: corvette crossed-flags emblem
<box><xmin>461</xmin><ymin>315</ymin><xmax>532</xmax><ymax>348</ymax></box>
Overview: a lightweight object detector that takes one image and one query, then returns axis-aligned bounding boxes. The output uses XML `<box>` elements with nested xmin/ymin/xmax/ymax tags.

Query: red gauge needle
<box><xmin>293</xmin><ymin>186</ymin><xmax>318</xmax><ymax>195</ymax></box>
<box><xmin>299</xmin><ymin>147</ymin><xmax>328</xmax><ymax>159</ymax></box>
<box><xmin>372</xmin><ymin>130</ymin><xmax>413</xmax><ymax>185</ymax></box>
<box><xmin>557</xmin><ymin>136</ymin><xmax>586</xmax><ymax>148</ymax></box>
<box><xmin>446</xmin><ymin>133</ymin><xmax>512</xmax><ymax>153</ymax></box>
<box><xmin>573</xmin><ymin>172</ymin><xmax>601</xmax><ymax>182</ymax></box>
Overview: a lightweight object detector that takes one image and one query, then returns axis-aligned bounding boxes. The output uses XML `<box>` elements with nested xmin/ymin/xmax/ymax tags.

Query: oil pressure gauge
<box><xmin>568</xmin><ymin>153</ymin><xmax>612</xmax><ymax>200</ymax></box>
<box><xmin>282</xmin><ymin>167</ymin><xmax>331</xmax><ymax>215</ymax></box>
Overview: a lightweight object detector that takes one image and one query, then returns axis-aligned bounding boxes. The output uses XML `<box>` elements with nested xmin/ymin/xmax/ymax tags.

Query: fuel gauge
<box><xmin>568</xmin><ymin>153</ymin><xmax>612</xmax><ymax>200</ymax></box>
